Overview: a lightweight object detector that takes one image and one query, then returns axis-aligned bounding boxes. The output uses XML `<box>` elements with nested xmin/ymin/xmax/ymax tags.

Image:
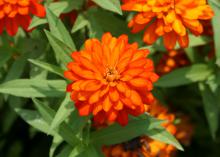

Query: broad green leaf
<box><xmin>76</xmin><ymin>145</ymin><xmax>99</xmax><ymax>157</ymax></box>
<box><xmin>50</xmin><ymin>94</ymin><xmax>74</xmax><ymax>131</ymax></box>
<box><xmin>156</xmin><ymin>64</ymin><xmax>213</xmax><ymax>87</ymax></box>
<box><xmin>47</xmin><ymin>8</ymin><xmax>76</xmax><ymax>50</ymax></box>
<box><xmin>86</xmin><ymin>9</ymin><xmax>142</xmax><ymax>43</ymax></box>
<box><xmin>92</xmin><ymin>0</ymin><xmax>122</xmax><ymax>15</ymax></box>
<box><xmin>28</xmin><ymin>59</ymin><xmax>64</xmax><ymax>77</ymax></box>
<box><xmin>90</xmin><ymin>116</ymin><xmax>163</xmax><ymax>146</ymax></box>
<box><xmin>45</xmin><ymin>30</ymin><xmax>72</xmax><ymax>67</ymax></box>
<box><xmin>33</xmin><ymin>98</ymin><xmax>80</xmax><ymax>146</ymax></box>
<box><xmin>72</xmin><ymin>14</ymin><xmax>89</xmax><ymax>33</ymax></box>
<box><xmin>209</xmin><ymin>0</ymin><xmax>220</xmax><ymax>58</ymax></box>
<box><xmin>0</xmin><ymin>79</ymin><xmax>66</xmax><ymax>97</ymax></box>
<box><xmin>199</xmin><ymin>83</ymin><xmax>219</xmax><ymax>139</ymax></box>
<box><xmin>146</xmin><ymin>127</ymin><xmax>183</xmax><ymax>151</ymax></box>
<box><xmin>15</xmin><ymin>108</ymin><xmax>57</xmax><ymax>135</ymax></box>
<box><xmin>86</xmin><ymin>9</ymin><xmax>129</xmax><ymax>38</ymax></box>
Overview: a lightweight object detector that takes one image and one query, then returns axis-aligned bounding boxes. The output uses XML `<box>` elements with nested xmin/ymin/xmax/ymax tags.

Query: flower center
<box><xmin>105</xmin><ymin>68</ymin><xmax>120</xmax><ymax>82</ymax></box>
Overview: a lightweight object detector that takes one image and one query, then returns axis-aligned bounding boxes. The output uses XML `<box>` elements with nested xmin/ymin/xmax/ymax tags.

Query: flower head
<box><xmin>122</xmin><ymin>0</ymin><xmax>214</xmax><ymax>50</ymax></box>
<box><xmin>0</xmin><ymin>0</ymin><xmax>46</xmax><ymax>36</ymax></box>
<box><xmin>64</xmin><ymin>33</ymin><xmax>158</xmax><ymax>126</ymax></box>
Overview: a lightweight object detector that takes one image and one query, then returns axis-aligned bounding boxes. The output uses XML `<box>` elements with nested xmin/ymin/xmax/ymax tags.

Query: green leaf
<box><xmin>15</xmin><ymin>108</ymin><xmax>57</xmax><ymax>135</ymax></box>
<box><xmin>91</xmin><ymin>0</ymin><xmax>122</xmax><ymax>15</ymax></box>
<box><xmin>90</xmin><ymin>116</ymin><xmax>163</xmax><ymax>146</ymax></box>
<box><xmin>33</xmin><ymin>98</ymin><xmax>80</xmax><ymax>146</ymax></box>
<box><xmin>156</xmin><ymin>64</ymin><xmax>213</xmax><ymax>87</ymax></box>
<box><xmin>86</xmin><ymin>9</ymin><xmax>129</xmax><ymax>38</ymax></box>
<box><xmin>50</xmin><ymin>135</ymin><xmax>63</xmax><ymax>157</ymax></box>
<box><xmin>146</xmin><ymin>126</ymin><xmax>183</xmax><ymax>151</ymax></box>
<box><xmin>67</xmin><ymin>110</ymin><xmax>88</xmax><ymax>136</ymax></box>
<box><xmin>209</xmin><ymin>0</ymin><xmax>220</xmax><ymax>58</ymax></box>
<box><xmin>28</xmin><ymin>59</ymin><xmax>64</xmax><ymax>77</ymax></box>
<box><xmin>187</xmin><ymin>35</ymin><xmax>212</xmax><ymax>48</ymax></box>
<box><xmin>76</xmin><ymin>145</ymin><xmax>99</xmax><ymax>157</ymax></box>
<box><xmin>45</xmin><ymin>30</ymin><xmax>72</xmax><ymax>67</ymax></box>
<box><xmin>63</xmin><ymin>0</ymin><xmax>85</xmax><ymax>12</ymax></box>
<box><xmin>47</xmin><ymin>8</ymin><xmax>76</xmax><ymax>51</ymax></box>
<box><xmin>199</xmin><ymin>83</ymin><xmax>219</xmax><ymax>139</ymax></box>
<box><xmin>69</xmin><ymin>144</ymin><xmax>85</xmax><ymax>157</ymax></box>
<box><xmin>72</xmin><ymin>14</ymin><xmax>89</xmax><ymax>33</ymax></box>
<box><xmin>49</xmin><ymin>94</ymin><xmax>74</xmax><ymax>131</ymax></box>
<box><xmin>0</xmin><ymin>79</ymin><xmax>66</xmax><ymax>97</ymax></box>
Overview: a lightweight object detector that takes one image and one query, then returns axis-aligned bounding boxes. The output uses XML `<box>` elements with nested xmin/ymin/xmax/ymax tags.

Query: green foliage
<box><xmin>1</xmin><ymin>0</ymin><xmax>220</xmax><ymax>157</ymax></box>
<box><xmin>156</xmin><ymin>64</ymin><xmax>214</xmax><ymax>87</ymax></box>
<box><xmin>91</xmin><ymin>0</ymin><xmax>122</xmax><ymax>15</ymax></box>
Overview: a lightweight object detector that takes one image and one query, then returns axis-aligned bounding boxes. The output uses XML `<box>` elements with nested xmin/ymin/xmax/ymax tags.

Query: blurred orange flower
<box><xmin>64</xmin><ymin>32</ymin><xmax>158</xmax><ymax>126</ymax></box>
<box><xmin>156</xmin><ymin>50</ymin><xmax>190</xmax><ymax>75</ymax></box>
<box><xmin>0</xmin><ymin>0</ymin><xmax>46</xmax><ymax>36</ymax></box>
<box><xmin>122</xmin><ymin>0</ymin><xmax>214</xmax><ymax>50</ymax></box>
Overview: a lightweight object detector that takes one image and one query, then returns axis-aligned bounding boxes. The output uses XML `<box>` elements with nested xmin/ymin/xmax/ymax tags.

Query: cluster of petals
<box><xmin>64</xmin><ymin>32</ymin><xmax>158</xmax><ymax>126</ymax></box>
<box><xmin>156</xmin><ymin>50</ymin><xmax>190</xmax><ymax>75</ymax></box>
<box><xmin>0</xmin><ymin>0</ymin><xmax>46</xmax><ymax>36</ymax></box>
<box><xmin>103</xmin><ymin>100</ymin><xmax>193</xmax><ymax>157</ymax></box>
<box><xmin>122</xmin><ymin>0</ymin><xmax>214</xmax><ymax>50</ymax></box>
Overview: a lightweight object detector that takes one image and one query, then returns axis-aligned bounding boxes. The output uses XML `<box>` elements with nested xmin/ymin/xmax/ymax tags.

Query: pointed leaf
<box><xmin>47</xmin><ymin>8</ymin><xmax>76</xmax><ymax>50</ymax></box>
<box><xmin>146</xmin><ymin>127</ymin><xmax>183</xmax><ymax>151</ymax></box>
<box><xmin>90</xmin><ymin>116</ymin><xmax>163</xmax><ymax>146</ymax></box>
<box><xmin>0</xmin><ymin>79</ymin><xmax>66</xmax><ymax>97</ymax></box>
<box><xmin>29</xmin><ymin>59</ymin><xmax>64</xmax><ymax>77</ymax></box>
<box><xmin>156</xmin><ymin>64</ymin><xmax>213</xmax><ymax>87</ymax></box>
<box><xmin>199</xmin><ymin>83</ymin><xmax>219</xmax><ymax>139</ymax></box>
<box><xmin>45</xmin><ymin>30</ymin><xmax>72</xmax><ymax>67</ymax></box>
<box><xmin>32</xmin><ymin>98</ymin><xmax>80</xmax><ymax>146</ymax></box>
<box><xmin>50</xmin><ymin>94</ymin><xmax>74</xmax><ymax>131</ymax></box>
<box><xmin>91</xmin><ymin>0</ymin><xmax>122</xmax><ymax>15</ymax></box>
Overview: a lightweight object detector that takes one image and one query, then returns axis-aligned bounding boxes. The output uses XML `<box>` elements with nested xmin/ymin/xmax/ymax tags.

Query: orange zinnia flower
<box><xmin>0</xmin><ymin>0</ymin><xmax>46</xmax><ymax>36</ymax></box>
<box><xmin>64</xmin><ymin>33</ymin><xmax>158</xmax><ymax>126</ymax></box>
<box><xmin>122</xmin><ymin>0</ymin><xmax>214</xmax><ymax>50</ymax></box>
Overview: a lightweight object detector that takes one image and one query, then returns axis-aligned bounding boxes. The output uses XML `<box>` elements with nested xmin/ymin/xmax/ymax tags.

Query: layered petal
<box><xmin>122</xmin><ymin>0</ymin><xmax>214</xmax><ymax>49</ymax></box>
<box><xmin>64</xmin><ymin>33</ymin><xmax>158</xmax><ymax>126</ymax></box>
<box><xmin>0</xmin><ymin>0</ymin><xmax>45</xmax><ymax>36</ymax></box>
